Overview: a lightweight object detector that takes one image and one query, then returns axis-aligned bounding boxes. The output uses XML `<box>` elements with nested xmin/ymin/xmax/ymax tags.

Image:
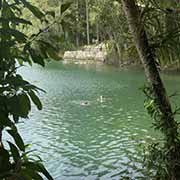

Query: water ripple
<box><xmin>18</xmin><ymin>63</ymin><xmax>159</xmax><ymax>179</ymax></box>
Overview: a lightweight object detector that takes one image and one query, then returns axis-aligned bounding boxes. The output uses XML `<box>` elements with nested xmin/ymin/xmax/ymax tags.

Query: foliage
<box><xmin>140</xmin><ymin>0</ymin><xmax>180</xmax><ymax>68</ymax></box>
<box><xmin>122</xmin><ymin>0</ymin><xmax>180</xmax><ymax>179</ymax></box>
<box><xmin>91</xmin><ymin>0</ymin><xmax>132</xmax><ymax>62</ymax></box>
<box><xmin>0</xmin><ymin>0</ymin><xmax>70</xmax><ymax>179</ymax></box>
<box><xmin>142</xmin><ymin>85</ymin><xmax>180</xmax><ymax>179</ymax></box>
<box><xmin>22</xmin><ymin>0</ymin><xmax>180</xmax><ymax>67</ymax></box>
<box><xmin>1</xmin><ymin>0</ymin><xmax>179</xmax><ymax>179</ymax></box>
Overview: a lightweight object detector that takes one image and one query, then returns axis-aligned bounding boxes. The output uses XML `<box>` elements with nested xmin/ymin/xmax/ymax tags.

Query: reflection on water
<box><xmin>18</xmin><ymin>62</ymin><xmax>179</xmax><ymax>179</ymax></box>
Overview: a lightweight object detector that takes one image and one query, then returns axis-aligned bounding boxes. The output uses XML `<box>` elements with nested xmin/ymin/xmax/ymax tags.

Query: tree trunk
<box><xmin>96</xmin><ymin>22</ymin><xmax>99</xmax><ymax>44</ymax></box>
<box><xmin>121</xmin><ymin>0</ymin><xmax>179</xmax><ymax>179</ymax></box>
<box><xmin>112</xmin><ymin>31</ymin><xmax>123</xmax><ymax>63</ymax></box>
<box><xmin>76</xmin><ymin>0</ymin><xmax>80</xmax><ymax>47</ymax></box>
<box><xmin>85</xmin><ymin>0</ymin><xmax>90</xmax><ymax>45</ymax></box>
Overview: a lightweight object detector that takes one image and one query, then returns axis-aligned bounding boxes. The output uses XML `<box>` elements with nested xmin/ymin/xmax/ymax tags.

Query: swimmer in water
<box><xmin>97</xmin><ymin>95</ymin><xmax>105</xmax><ymax>103</ymax></box>
<box><xmin>80</xmin><ymin>101</ymin><xmax>90</xmax><ymax>106</ymax></box>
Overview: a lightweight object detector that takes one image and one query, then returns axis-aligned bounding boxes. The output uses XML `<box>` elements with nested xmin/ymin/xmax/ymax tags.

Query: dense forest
<box><xmin>22</xmin><ymin>0</ymin><xmax>180</xmax><ymax>67</ymax></box>
<box><xmin>1</xmin><ymin>0</ymin><xmax>180</xmax><ymax>179</ymax></box>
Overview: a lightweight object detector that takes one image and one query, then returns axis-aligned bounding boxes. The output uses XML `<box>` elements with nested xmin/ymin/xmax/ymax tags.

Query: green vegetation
<box><xmin>0</xmin><ymin>0</ymin><xmax>70</xmax><ymax>179</ymax></box>
<box><xmin>27</xmin><ymin>0</ymin><xmax>180</xmax><ymax>67</ymax></box>
<box><xmin>1</xmin><ymin>0</ymin><xmax>180</xmax><ymax>179</ymax></box>
<box><xmin>122</xmin><ymin>0</ymin><xmax>180</xmax><ymax>179</ymax></box>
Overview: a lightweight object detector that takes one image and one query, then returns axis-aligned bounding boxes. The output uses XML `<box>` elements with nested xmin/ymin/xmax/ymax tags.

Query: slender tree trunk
<box><xmin>96</xmin><ymin>22</ymin><xmax>99</xmax><ymax>44</ymax></box>
<box><xmin>75</xmin><ymin>0</ymin><xmax>80</xmax><ymax>47</ymax></box>
<box><xmin>85</xmin><ymin>0</ymin><xmax>90</xmax><ymax>45</ymax></box>
<box><xmin>112</xmin><ymin>32</ymin><xmax>123</xmax><ymax>63</ymax></box>
<box><xmin>59</xmin><ymin>1</ymin><xmax>61</xmax><ymax>17</ymax></box>
<box><xmin>121</xmin><ymin>0</ymin><xmax>179</xmax><ymax>179</ymax></box>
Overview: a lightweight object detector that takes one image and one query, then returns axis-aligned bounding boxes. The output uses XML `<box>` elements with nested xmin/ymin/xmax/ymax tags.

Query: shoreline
<box><xmin>62</xmin><ymin>59</ymin><xmax>180</xmax><ymax>74</ymax></box>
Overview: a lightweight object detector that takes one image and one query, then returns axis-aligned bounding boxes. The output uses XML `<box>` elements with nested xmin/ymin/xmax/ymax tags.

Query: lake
<box><xmin>18</xmin><ymin>62</ymin><xmax>180</xmax><ymax>180</ymax></box>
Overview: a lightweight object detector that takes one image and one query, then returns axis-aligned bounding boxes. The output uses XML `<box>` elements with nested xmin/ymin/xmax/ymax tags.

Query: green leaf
<box><xmin>36</xmin><ymin>40</ymin><xmax>57</xmax><ymax>51</ymax></box>
<box><xmin>0</xmin><ymin>113</ymin><xmax>15</xmax><ymax>128</ymax></box>
<box><xmin>19</xmin><ymin>93</ymin><xmax>31</xmax><ymax>118</ymax></box>
<box><xmin>20</xmin><ymin>0</ymin><xmax>44</xmax><ymax>20</ymax></box>
<box><xmin>7</xmin><ymin>141</ymin><xmax>21</xmax><ymax>163</ymax></box>
<box><xmin>37</xmin><ymin>163</ymin><xmax>53</xmax><ymax>180</ymax></box>
<box><xmin>61</xmin><ymin>2</ymin><xmax>71</xmax><ymax>14</ymax></box>
<box><xmin>28</xmin><ymin>90</ymin><xmax>42</xmax><ymax>110</ymax></box>
<box><xmin>12</xmin><ymin>17</ymin><xmax>32</xmax><ymax>25</ymax></box>
<box><xmin>7</xmin><ymin>129</ymin><xmax>25</xmax><ymax>151</ymax></box>
<box><xmin>0</xmin><ymin>17</ymin><xmax>32</xmax><ymax>25</ymax></box>
<box><xmin>0</xmin><ymin>40</ymin><xmax>16</xmax><ymax>48</ymax></box>
<box><xmin>23</xmin><ymin>162</ymin><xmax>53</xmax><ymax>180</ymax></box>
<box><xmin>24</xmin><ymin>84</ymin><xmax>45</xmax><ymax>93</ymax></box>
<box><xmin>0</xmin><ymin>28</ymin><xmax>27</xmax><ymax>42</ymax></box>
<box><xmin>45</xmin><ymin>10</ymin><xmax>55</xmax><ymax>18</ymax></box>
<box><xmin>36</xmin><ymin>40</ymin><xmax>60</xmax><ymax>60</ymax></box>
<box><xmin>47</xmin><ymin>48</ymin><xmax>62</xmax><ymax>61</ymax></box>
<box><xmin>29</xmin><ymin>48</ymin><xmax>45</xmax><ymax>67</ymax></box>
<box><xmin>7</xmin><ymin>95</ymin><xmax>21</xmax><ymax>118</ymax></box>
<box><xmin>20</xmin><ymin>169</ymin><xmax>43</xmax><ymax>180</ymax></box>
<box><xmin>7</xmin><ymin>93</ymin><xmax>31</xmax><ymax>119</ymax></box>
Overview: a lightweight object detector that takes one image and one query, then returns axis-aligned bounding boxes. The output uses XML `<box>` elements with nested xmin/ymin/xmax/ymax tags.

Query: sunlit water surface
<box><xmin>18</xmin><ymin>62</ymin><xmax>180</xmax><ymax>180</ymax></box>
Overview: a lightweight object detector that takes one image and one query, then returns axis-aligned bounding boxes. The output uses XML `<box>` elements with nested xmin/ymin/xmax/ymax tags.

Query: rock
<box><xmin>63</xmin><ymin>43</ymin><xmax>107</xmax><ymax>62</ymax></box>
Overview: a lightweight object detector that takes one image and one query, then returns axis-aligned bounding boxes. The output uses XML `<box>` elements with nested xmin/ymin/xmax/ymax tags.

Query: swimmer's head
<box><xmin>81</xmin><ymin>101</ymin><xmax>89</xmax><ymax>106</ymax></box>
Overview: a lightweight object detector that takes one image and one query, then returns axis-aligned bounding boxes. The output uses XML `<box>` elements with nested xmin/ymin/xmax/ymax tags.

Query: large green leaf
<box><xmin>23</xmin><ymin>162</ymin><xmax>53</xmax><ymax>180</ymax></box>
<box><xmin>7</xmin><ymin>95</ymin><xmax>21</xmax><ymax>117</ymax></box>
<box><xmin>36</xmin><ymin>40</ymin><xmax>57</xmax><ymax>51</ymax></box>
<box><xmin>20</xmin><ymin>0</ymin><xmax>44</xmax><ymax>20</ymax></box>
<box><xmin>45</xmin><ymin>10</ymin><xmax>55</xmax><ymax>18</ymax></box>
<box><xmin>7</xmin><ymin>93</ymin><xmax>31</xmax><ymax>119</ymax></box>
<box><xmin>28</xmin><ymin>90</ymin><xmax>42</xmax><ymax>110</ymax></box>
<box><xmin>19</xmin><ymin>93</ymin><xmax>31</xmax><ymax>118</ymax></box>
<box><xmin>0</xmin><ymin>28</ymin><xmax>27</xmax><ymax>42</ymax></box>
<box><xmin>0</xmin><ymin>113</ymin><xmax>15</xmax><ymax>128</ymax></box>
<box><xmin>36</xmin><ymin>40</ymin><xmax>60</xmax><ymax>60</ymax></box>
<box><xmin>0</xmin><ymin>17</ymin><xmax>32</xmax><ymax>25</ymax></box>
<box><xmin>6</xmin><ymin>75</ymin><xmax>29</xmax><ymax>89</ymax></box>
<box><xmin>47</xmin><ymin>48</ymin><xmax>62</xmax><ymax>61</ymax></box>
<box><xmin>7</xmin><ymin>141</ymin><xmax>21</xmax><ymax>163</ymax></box>
<box><xmin>29</xmin><ymin>48</ymin><xmax>45</xmax><ymax>67</ymax></box>
<box><xmin>7</xmin><ymin>129</ymin><xmax>25</xmax><ymax>151</ymax></box>
<box><xmin>37</xmin><ymin>163</ymin><xmax>53</xmax><ymax>180</ymax></box>
<box><xmin>0</xmin><ymin>40</ymin><xmax>16</xmax><ymax>48</ymax></box>
<box><xmin>61</xmin><ymin>2</ymin><xmax>72</xmax><ymax>14</ymax></box>
<box><xmin>20</xmin><ymin>169</ymin><xmax>43</xmax><ymax>180</ymax></box>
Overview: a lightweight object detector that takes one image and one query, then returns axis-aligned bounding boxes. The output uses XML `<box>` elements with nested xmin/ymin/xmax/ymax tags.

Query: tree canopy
<box><xmin>25</xmin><ymin>0</ymin><xmax>180</xmax><ymax>67</ymax></box>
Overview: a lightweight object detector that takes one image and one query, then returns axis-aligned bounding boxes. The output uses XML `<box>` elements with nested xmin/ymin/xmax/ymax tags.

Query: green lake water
<box><xmin>18</xmin><ymin>62</ymin><xmax>180</xmax><ymax>180</ymax></box>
